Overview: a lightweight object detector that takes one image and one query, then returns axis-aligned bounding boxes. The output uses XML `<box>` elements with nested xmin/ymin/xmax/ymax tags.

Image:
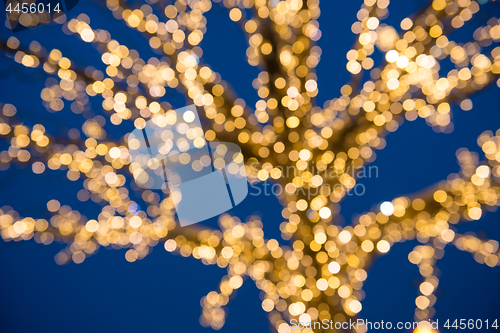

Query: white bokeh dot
<box><xmin>380</xmin><ymin>201</ymin><xmax>394</xmax><ymax>216</ymax></box>
<box><xmin>328</xmin><ymin>261</ymin><xmax>341</xmax><ymax>274</ymax></box>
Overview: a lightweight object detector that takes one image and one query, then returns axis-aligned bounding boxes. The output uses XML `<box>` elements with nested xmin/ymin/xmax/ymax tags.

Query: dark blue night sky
<box><xmin>1</xmin><ymin>1</ymin><xmax>500</xmax><ymax>332</ymax></box>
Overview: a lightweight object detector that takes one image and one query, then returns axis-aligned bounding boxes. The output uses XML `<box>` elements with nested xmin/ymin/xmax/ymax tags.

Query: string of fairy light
<box><xmin>1</xmin><ymin>0</ymin><xmax>500</xmax><ymax>332</ymax></box>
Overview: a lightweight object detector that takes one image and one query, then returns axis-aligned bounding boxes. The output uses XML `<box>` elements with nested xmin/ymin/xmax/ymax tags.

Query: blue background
<box><xmin>1</xmin><ymin>0</ymin><xmax>500</xmax><ymax>332</ymax></box>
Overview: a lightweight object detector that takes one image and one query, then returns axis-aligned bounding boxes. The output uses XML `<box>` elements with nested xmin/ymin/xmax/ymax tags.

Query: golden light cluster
<box><xmin>1</xmin><ymin>0</ymin><xmax>500</xmax><ymax>332</ymax></box>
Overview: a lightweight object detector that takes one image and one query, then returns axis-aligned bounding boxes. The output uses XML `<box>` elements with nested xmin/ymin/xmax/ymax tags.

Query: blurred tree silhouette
<box><xmin>1</xmin><ymin>0</ymin><xmax>500</xmax><ymax>332</ymax></box>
